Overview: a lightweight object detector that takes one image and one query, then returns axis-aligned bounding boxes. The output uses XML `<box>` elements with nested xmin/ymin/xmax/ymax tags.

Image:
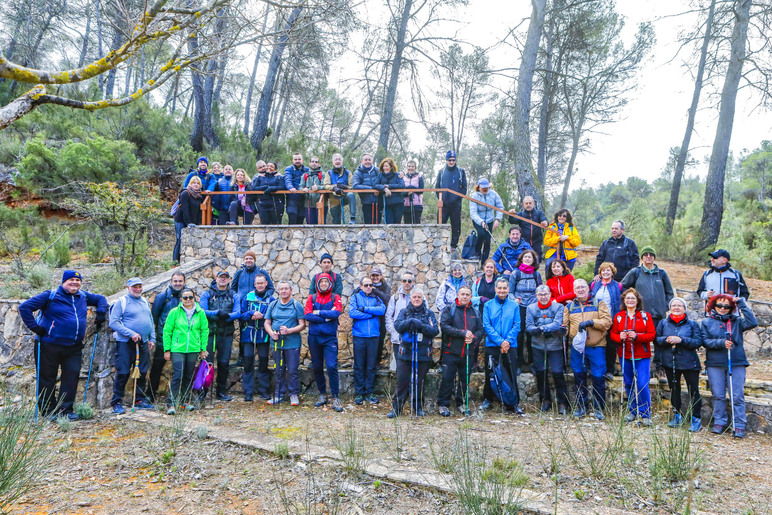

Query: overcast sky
<box><xmin>330</xmin><ymin>0</ymin><xmax>770</xmax><ymax>193</ymax></box>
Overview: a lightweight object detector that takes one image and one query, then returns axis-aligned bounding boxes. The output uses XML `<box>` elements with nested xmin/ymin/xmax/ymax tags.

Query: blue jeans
<box><xmin>308</xmin><ymin>335</ymin><xmax>339</xmax><ymax>397</ymax></box>
<box><xmin>353</xmin><ymin>336</ymin><xmax>379</xmax><ymax>395</ymax></box>
<box><xmin>273</xmin><ymin>347</ymin><xmax>300</xmax><ymax>398</ymax></box>
<box><xmin>570</xmin><ymin>346</ymin><xmax>607</xmax><ymax>410</ymax></box>
<box><xmin>173</xmin><ymin>222</ymin><xmax>184</xmax><ymax>262</ymax></box>
<box><xmin>329</xmin><ymin>192</ymin><xmax>357</xmax><ymax>223</ymax></box>
<box><xmin>111</xmin><ymin>340</ymin><xmax>151</xmax><ymax>406</ymax></box>
<box><xmin>169</xmin><ymin>352</ymin><xmax>198</xmax><ymax>406</ymax></box>
<box><xmin>383</xmin><ymin>203</ymin><xmax>404</xmax><ymax>224</ymax></box>
<box><xmin>707</xmin><ymin>365</ymin><xmax>746</xmax><ymax>429</ymax></box>
<box><xmin>621</xmin><ymin>356</ymin><xmax>651</xmax><ymax>418</ymax></box>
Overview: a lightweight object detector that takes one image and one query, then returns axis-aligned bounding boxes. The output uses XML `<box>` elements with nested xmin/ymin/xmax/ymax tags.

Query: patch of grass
<box><xmin>55</xmin><ymin>416</ymin><xmax>72</xmax><ymax>432</ymax></box>
<box><xmin>481</xmin><ymin>457</ymin><xmax>529</xmax><ymax>488</ymax></box>
<box><xmin>429</xmin><ymin>438</ymin><xmax>461</xmax><ymax>473</ymax></box>
<box><xmin>330</xmin><ymin>417</ymin><xmax>367</xmax><ymax>478</ymax></box>
<box><xmin>275</xmin><ymin>442</ymin><xmax>290</xmax><ymax>460</ymax></box>
<box><xmin>194</xmin><ymin>425</ymin><xmax>208</xmax><ymax>439</ymax></box>
<box><xmin>88</xmin><ymin>269</ymin><xmax>127</xmax><ymax>296</ymax></box>
<box><xmin>26</xmin><ymin>265</ymin><xmax>54</xmax><ymax>291</ymax></box>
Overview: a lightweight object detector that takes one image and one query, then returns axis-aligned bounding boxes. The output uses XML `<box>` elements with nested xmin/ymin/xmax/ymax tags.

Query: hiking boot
<box><xmin>135</xmin><ymin>399</ymin><xmax>155</xmax><ymax>410</ymax></box>
<box><xmin>417</xmin><ymin>408</ymin><xmax>427</xmax><ymax>417</ymax></box>
<box><xmin>66</xmin><ymin>412</ymin><xmax>80</xmax><ymax>421</ymax></box>
<box><xmin>112</xmin><ymin>403</ymin><xmax>126</xmax><ymax>415</ymax></box>
<box><xmin>540</xmin><ymin>401</ymin><xmax>552</xmax><ymax>413</ymax></box>
<box><xmin>216</xmin><ymin>392</ymin><xmax>233</xmax><ymax>402</ymax></box>
<box><xmin>557</xmin><ymin>404</ymin><xmax>567</xmax><ymax>416</ymax></box>
<box><xmin>367</xmin><ymin>394</ymin><xmax>379</xmax><ymax>405</ymax></box>
<box><xmin>668</xmin><ymin>413</ymin><xmax>683</xmax><ymax>428</ymax></box>
<box><xmin>733</xmin><ymin>428</ymin><xmax>746</xmax><ymax>439</ymax></box>
<box><xmin>604</xmin><ymin>372</ymin><xmax>614</xmax><ymax>382</ymax></box>
<box><xmin>387</xmin><ymin>409</ymin><xmax>399</xmax><ymax>419</ymax></box>
<box><xmin>639</xmin><ymin>418</ymin><xmax>653</xmax><ymax>427</ymax></box>
<box><xmin>267</xmin><ymin>397</ymin><xmax>284</xmax><ymax>406</ymax></box>
<box><xmin>185</xmin><ymin>403</ymin><xmax>195</xmax><ymax>412</ymax></box>
<box><xmin>290</xmin><ymin>395</ymin><xmax>300</xmax><ymax>406</ymax></box>
<box><xmin>711</xmin><ymin>424</ymin><xmax>726</xmax><ymax>434</ymax></box>
<box><xmin>689</xmin><ymin>417</ymin><xmax>702</xmax><ymax>433</ymax></box>
<box><xmin>479</xmin><ymin>400</ymin><xmax>493</xmax><ymax>412</ymax></box>
<box><xmin>573</xmin><ymin>406</ymin><xmax>586</xmax><ymax>418</ymax></box>
<box><xmin>624</xmin><ymin>413</ymin><xmax>637</xmax><ymax>423</ymax></box>
<box><xmin>244</xmin><ymin>394</ymin><xmax>253</xmax><ymax>402</ymax></box>
<box><xmin>438</xmin><ymin>406</ymin><xmax>451</xmax><ymax>417</ymax></box>
<box><xmin>331</xmin><ymin>397</ymin><xmax>344</xmax><ymax>413</ymax></box>
<box><xmin>314</xmin><ymin>395</ymin><xmax>328</xmax><ymax>407</ymax></box>
<box><xmin>655</xmin><ymin>369</ymin><xmax>668</xmax><ymax>385</ymax></box>
<box><xmin>166</xmin><ymin>406</ymin><xmax>176</xmax><ymax>415</ymax></box>
<box><xmin>354</xmin><ymin>395</ymin><xmax>364</xmax><ymax>405</ymax></box>
<box><xmin>593</xmin><ymin>410</ymin><xmax>605</xmax><ymax>421</ymax></box>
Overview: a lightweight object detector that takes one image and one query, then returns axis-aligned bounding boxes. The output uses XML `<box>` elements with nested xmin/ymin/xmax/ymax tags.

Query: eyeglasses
<box><xmin>362</xmin><ymin>283</ymin><xmax>374</xmax><ymax>288</ymax></box>
<box><xmin>557</xmin><ymin>214</ymin><xmax>567</xmax><ymax>218</ymax></box>
<box><xmin>715</xmin><ymin>304</ymin><xmax>732</xmax><ymax>309</ymax></box>
<box><xmin>402</xmin><ymin>279</ymin><xmax>413</xmax><ymax>283</ymax></box>
<box><xmin>182</xmin><ymin>296</ymin><xmax>194</xmax><ymax>300</ymax></box>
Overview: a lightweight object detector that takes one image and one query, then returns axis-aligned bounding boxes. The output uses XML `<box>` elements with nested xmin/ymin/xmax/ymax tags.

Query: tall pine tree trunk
<box><xmin>243</xmin><ymin>7</ymin><xmax>270</xmax><ymax>135</ymax></box>
<box><xmin>536</xmin><ymin>19</ymin><xmax>554</xmax><ymax>188</ymax></box>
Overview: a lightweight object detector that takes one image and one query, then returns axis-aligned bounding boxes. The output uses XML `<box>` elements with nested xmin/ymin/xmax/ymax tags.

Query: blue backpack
<box><xmin>461</xmin><ymin>230</ymin><xmax>478</xmax><ymax>259</ymax></box>
<box><xmin>489</xmin><ymin>354</ymin><xmax>519</xmax><ymax>407</ymax></box>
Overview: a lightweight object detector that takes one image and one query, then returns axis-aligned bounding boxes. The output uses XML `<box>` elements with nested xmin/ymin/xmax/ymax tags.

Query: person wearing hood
<box><xmin>386</xmin><ymin>271</ymin><xmax>417</xmax><ymax>370</ymax></box>
<box><xmin>305</xmin><ymin>273</ymin><xmax>344</xmax><ymax>412</ymax></box>
<box><xmin>239</xmin><ymin>274</ymin><xmax>275</xmax><ymax>401</ymax></box>
<box><xmin>402</xmin><ymin>159</ymin><xmax>424</xmax><ymax>224</ymax></box>
<box><xmin>250</xmin><ymin>161</ymin><xmax>286</xmax><ymax>224</ymax></box>
<box><xmin>491</xmin><ymin>225</ymin><xmax>533</xmax><ymax>276</ymax></box>
<box><xmin>438</xmin><ymin>285</ymin><xmax>483</xmax><ymax>416</ymax></box>
<box><xmin>323</xmin><ymin>153</ymin><xmax>356</xmax><ymax>224</ymax></box>
<box><xmin>300</xmin><ymin>156</ymin><xmax>325</xmax><ymax>224</ymax></box>
<box><xmin>19</xmin><ymin>270</ymin><xmax>108</xmax><ymax>421</ymax></box>
<box><xmin>435</xmin><ymin>263</ymin><xmax>470</xmax><ymax>313</ymax></box>
<box><xmin>109</xmin><ymin>277</ymin><xmax>156</xmax><ymax>414</ymax></box>
<box><xmin>700</xmin><ymin>294</ymin><xmax>758</xmax><ymax>438</ymax></box>
<box><xmin>353</xmin><ymin>153</ymin><xmax>381</xmax><ymax>224</ymax></box>
<box><xmin>469</xmin><ymin>178</ymin><xmax>504</xmax><ymax>265</ymax></box>
<box><xmin>696</xmin><ymin>249</ymin><xmax>750</xmax><ymax>302</ymax></box>
<box><xmin>655</xmin><ymin>297</ymin><xmax>704</xmax><ymax>432</ymax></box>
<box><xmin>374</xmin><ymin>157</ymin><xmax>405</xmax><ymax>224</ymax></box>
<box><xmin>231</xmin><ymin>250</ymin><xmax>274</xmax><ymax>367</ymax></box>
<box><xmin>310</xmin><ymin>253</ymin><xmax>343</xmax><ymax>295</ymax></box>
<box><xmin>284</xmin><ymin>152</ymin><xmax>310</xmax><ymax>225</ymax></box>
<box><xmin>526</xmin><ymin>285</ymin><xmax>568</xmax><ymax>414</ymax></box>
<box><xmin>183</xmin><ymin>156</ymin><xmax>216</xmax><ymax>191</ymax></box>
<box><xmin>349</xmin><ymin>276</ymin><xmax>387</xmax><ymax>405</ymax></box>
<box><xmin>388</xmin><ymin>289</ymin><xmax>440</xmax><ymax>418</ymax></box>
<box><xmin>173</xmin><ymin>175</ymin><xmax>204</xmax><ymax>263</ymax></box>
<box><xmin>162</xmin><ymin>288</ymin><xmax>209</xmax><ymax>414</ymax></box>
<box><xmin>434</xmin><ymin>150</ymin><xmax>468</xmax><ymax>256</ymax></box>
<box><xmin>150</xmin><ymin>272</ymin><xmax>186</xmax><ymax>401</ymax></box>
<box><xmin>199</xmin><ymin>270</ymin><xmax>240</xmax><ymax>401</ymax></box>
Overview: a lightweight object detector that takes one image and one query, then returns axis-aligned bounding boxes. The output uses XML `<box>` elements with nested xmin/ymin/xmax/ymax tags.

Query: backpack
<box><xmin>170</xmin><ymin>199</ymin><xmax>180</xmax><ymax>216</ymax></box>
<box><xmin>461</xmin><ymin>230</ymin><xmax>478</xmax><ymax>259</ymax></box>
<box><xmin>109</xmin><ymin>295</ymin><xmax>151</xmax><ymax>340</ymax></box>
<box><xmin>489</xmin><ymin>354</ymin><xmax>519</xmax><ymax>407</ymax></box>
<box><xmin>34</xmin><ymin>290</ymin><xmax>58</xmax><ymax>327</ymax></box>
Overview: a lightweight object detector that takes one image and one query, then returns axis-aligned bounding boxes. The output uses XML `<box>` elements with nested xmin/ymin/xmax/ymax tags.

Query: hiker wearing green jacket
<box><xmin>163</xmin><ymin>288</ymin><xmax>209</xmax><ymax>414</ymax></box>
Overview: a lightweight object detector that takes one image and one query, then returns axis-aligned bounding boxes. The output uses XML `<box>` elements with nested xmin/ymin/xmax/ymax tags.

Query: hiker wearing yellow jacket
<box><xmin>163</xmin><ymin>288</ymin><xmax>209</xmax><ymax>414</ymax></box>
<box><xmin>544</xmin><ymin>208</ymin><xmax>581</xmax><ymax>270</ymax></box>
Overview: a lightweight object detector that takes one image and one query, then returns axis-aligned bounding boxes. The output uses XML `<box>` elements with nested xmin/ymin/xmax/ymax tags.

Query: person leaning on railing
<box><xmin>401</xmin><ymin>160</ymin><xmax>424</xmax><ymax>224</ymax></box>
<box><xmin>301</xmin><ymin>156</ymin><xmax>325</xmax><ymax>225</ymax></box>
<box><xmin>323</xmin><ymin>153</ymin><xmax>356</xmax><ymax>225</ymax></box>
<box><xmin>173</xmin><ymin>175</ymin><xmax>203</xmax><ymax>263</ymax></box>
<box><xmin>228</xmin><ymin>169</ymin><xmax>255</xmax><ymax>225</ymax></box>
<box><xmin>375</xmin><ymin>157</ymin><xmax>405</xmax><ymax>224</ymax></box>
<box><xmin>250</xmin><ymin>161</ymin><xmax>285</xmax><ymax>225</ymax></box>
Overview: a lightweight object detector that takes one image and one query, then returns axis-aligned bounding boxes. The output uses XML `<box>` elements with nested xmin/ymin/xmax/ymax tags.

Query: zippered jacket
<box><xmin>654</xmin><ymin>316</ymin><xmax>703</xmax><ymax>371</ymax></box>
<box><xmin>440</xmin><ymin>300</ymin><xmax>484</xmax><ymax>357</ymax></box>
<box><xmin>349</xmin><ymin>290</ymin><xmax>386</xmax><ymax>337</ymax></box>
<box><xmin>482</xmin><ymin>297</ymin><xmax>520</xmax><ymax>348</ymax></box>
<box><xmin>394</xmin><ymin>302</ymin><xmax>440</xmax><ymax>362</ymax></box>
<box><xmin>239</xmin><ymin>289</ymin><xmax>275</xmax><ymax>344</ymax></box>
<box><xmin>610</xmin><ymin>310</ymin><xmax>656</xmax><ymax>359</ymax></box>
<box><xmin>19</xmin><ymin>287</ymin><xmax>108</xmax><ymax>346</ymax></box>
<box><xmin>162</xmin><ymin>304</ymin><xmax>209</xmax><ymax>353</ymax></box>
<box><xmin>700</xmin><ymin>298</ymin><xmax>757</xmax><ymax>367</ymax></box>
<box><xmin>525</xmin><ymin>301</ymin><xmax>564</xmax><ymax>352</ymax></box>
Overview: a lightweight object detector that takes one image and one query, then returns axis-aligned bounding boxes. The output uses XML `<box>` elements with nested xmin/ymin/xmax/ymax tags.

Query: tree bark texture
<box><xmin>244</xmin><ymin>6</ymin><xmax>271</xmax><ymax>135</ymax></box>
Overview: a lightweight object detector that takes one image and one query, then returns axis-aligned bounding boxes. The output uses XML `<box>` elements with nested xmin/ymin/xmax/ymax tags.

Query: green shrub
<box><xmin>43</xmin><ymin>233</ymin><xmax>71</xmax><ymax>267</ymax></box>
<box><xmin>84</xmin><ymin>234</ymin><xmax>107</xmax><ymax>264</ymax></box>
<box><xmin>26</xmin><ymin>265</ymin><xmax>54</xmax><ymax>290</ymax></box>
<box><xmin>74</xmin><ymin>403</ymin><xmax>95</xmax><ymax>420</ymax></box>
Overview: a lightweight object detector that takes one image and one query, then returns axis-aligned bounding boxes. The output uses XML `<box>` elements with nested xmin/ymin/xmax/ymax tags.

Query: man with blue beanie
<box><xmin>434</xmin><ymin>150</ymin><xmax>467</xmax><ymax>257</ymax></box>
<box><xmin>184</xmin><ymin>157</ymin><xmax>216</xmax><ymax>191</ymax></box>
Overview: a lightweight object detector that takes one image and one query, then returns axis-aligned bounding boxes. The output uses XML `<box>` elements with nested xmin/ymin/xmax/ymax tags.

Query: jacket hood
<box><xmin>316</xmin><ymin>273</ymin><xmax>333</xmax><ymax>294</ymax></box>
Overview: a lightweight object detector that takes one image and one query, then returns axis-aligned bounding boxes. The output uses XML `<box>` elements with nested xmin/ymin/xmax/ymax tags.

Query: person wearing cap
<box><xmin>655</xmin><ymin>297</ymin><xmax>704</xmax><ymax>432</ymax></box>
<box><xmin>349</xmin><ymin>276</ymin><xmax>387</xmax><ymax>404</ymax></box>
<box><xmin>469</xmin><ymin>178</ymin><xmax>504</xmax><ymax>265</ymax></box>
<box><xmin>231</xmin><ymin>250</ymin><xmax>274</xmax><ymax>367</ymax></box>
<box><xmin>696</xmin><ymin>249</ymin><xmax>750</xmax><ymax>302</ymax></box>
<box><xmin>594</xmin><ymin>220</ymin><xmax>639</xmax><ymax>282</ymax></box>
<box><xmin>434</xmin><ymin>150</ymin><xmax>468</xmax><ymax>257</ymax></box>
<box><xmin>108</xmin><ymin>277</ymin><xmax>156</xmax><ymax>414</ymax></box>
<box><xmin>310</xmin><ymin>253</ymin><xmax>343</xmax><ymax>296</ymax></box>
<box><xmin>508</xmin><ymin>196</ymin><xmax>549</xmax><ymax>260</ymax></box>
<box><xmin>305</xmin><ymin>273</ymin><xmax>344</xmax><ymax>412</ymax></box>
<box><xmin>19</xmin><ymin>270</ymin><xmax>108</xmax><ymax>421</ymax></box>
<box><xmin>323</xmin><ymin>153</ymin><xmax>357</xmax><ymax>224</ymax></box>
<box><xmin>199</xmin><ymin>270</ymin><xmax>241</xmax><ymax>401</ymax></box>
<box><xmin>621</xmin><ymin>246</ymin><xmax>674</xmax><ymax>383</ymax></box>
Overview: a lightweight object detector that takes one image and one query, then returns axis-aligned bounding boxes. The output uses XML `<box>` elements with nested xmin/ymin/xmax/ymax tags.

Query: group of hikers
<box><xmin>20</xmin><ymin>208</ymin><xmax>757</xmax><ymax>437</ymax></box>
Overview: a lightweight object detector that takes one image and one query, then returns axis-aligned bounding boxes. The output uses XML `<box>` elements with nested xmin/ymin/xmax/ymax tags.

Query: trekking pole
<box><xmin>630</xmin><ymin>334</ymin><xmax>639</xmax><ymax>420</ymax></box>
<box><xmin>35</xmin><ymin>339</ymin><xmax>41</xmax><ymax>426</ymax></box>
<box><xmin>726</xmin><ymin>322</ymin><xmax>735</xmax><ymax>435</ymax></box>
<box><xmin>543</xmin><ymin>340</ymin><xmax>549</xmax><ymax>411</ymax></box>
<box><xmin>411</xmin><ymin>330</ymin><xmax>417</xmax><ymax>419</ymax></box>
<box><xmin>491</xmin><ymin>354</ymin><xmax>505</xmax><ymax>416</ymax></box>
<box><xmin>131</xmin><ymin>341</ymin><xmax>140</xmax><ymax>413</ymax></box>
<box><xmin>465</xmin><ymin>340</ymin><xmax>470</xmax><ymax>416</ymax></box>
<box><xmin>83</xmin><ymin>332</ymin><xmax>99</xmax><ymax>406</ymax></box>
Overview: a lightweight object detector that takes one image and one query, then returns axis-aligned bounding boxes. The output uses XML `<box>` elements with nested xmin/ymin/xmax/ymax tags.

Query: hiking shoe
<box><xmin>733</xmin><ymin>428</ymin><xmax>746</xmax><ymax>439</ymax></box>
<box><xmin>711</xmin><ymin>424</ymin><xmax>726</xmax><ymax>434</ymax></box>
<box><xmin>112</xmin><ymin>403</ymin><xmax>126</xmax><ymax>415</ymax></box>
<box><xmin>354</xmin><ymin>395</ymin><xmax>364</xmax><ymax>405</ymax></box>
<box><xmin>166</xmin><ymin>406</ymin><xmax>176</xmax><ymax>415</ymax></box>
<box><xmin>557</xmin><ymin>404</ymin><xmax>567</xmax><ymax>416</ymax></box>
<box><xmin>479</xmin><ymin>400</ymin><xmax>493</xmax><ymax>412</ymax></box>
<box><xmin>349</xmin><ymin>218</ymin><xmax>356</xmax><ymax>225</ymax></box>
<box><xmin>314</xmin><ymin>395</ymin><xmax>328</xmax><ymax>407</ymax></box>
<box><xmin>639</xmin><ymin>418</ymin><xmax>653</xmax><ymax>427</ymax></box>
<box><xmin>66</xmin><ymin>412</ymin><xmax>80</xmax><ymax>421</ymax></box>
<box><xmin>540</xmin><ymin>401</ymin><xmax>552</xmax><ymax>413</ymax></box>
<box><xmin>689</xmin><ymin>418</ymin><xmax>702</xmax><ymax>433</ymax></box>
<box><xmin>604</xmin><ymin>372</ymin><xmax>614</xmax><ymax>382</ymax></box>
<box><xmin>244</xmin><ymin>394</ymin><xmax>253</xmax><ymax>402</ymax></box>
<box><xmin>387</xmin><ymin>409</ymin><xmax>399</xmax><ymax>419</ymax></box>
<box><xmin>290</xmin><ymin>395</ymin><xmax>300</xmax><ymax>406</ymax></box>
<box><xmin>185</xmin><ymin>403</ymin><xmax>195</xmax><ymax>412</ymax></box>
<box><xmin>624</xmin><ymin>413</ymin><xmax>637</xmax><ymax>423</ymax></box>
<box><xmin>439</xmin><ymin>406</ymin><xmax>451</xmax><ymax>417</ymax></box>
<box><xmin>135</xmin><ymin>399</ymin><xmax>155</xmax><ymax>410</ymax></box>
<box><xmin>573</xmin><ymin>406</ymin><xmax>586</xmax><ymax>418</ymax></box>
<box><xmin>331</xmin><ymin>397</ymin><xmax>344</xmax><ymax>412</ymax></box>
<box><xmin>257</xmin><ymin>393</ymin><xmax>271</xmax><ymax>401</ymax></box>
<box><xmin>593</xmin><ymin>410</ymin><xmax>605</xmax><ymax>421</ymax></box>
<box><xmin>367</xmin><ymin>394</ymin><xmax>379</xmax><ymax>405</ymax></box>
<box><xmin>417</xmin><ymin>408</ymin><xmax>427</xmax><ymax>417</ymax></box>
<box><xmin>655</xmin><ymin>369</ymin><xmax>668</xmax><ymax>385</ymax></box>
<box><xmin>513</xmin><ymin>406</ymin><xmax>525</xmax><ymax>415</ymax></box>
<box><xmin>216</xmin><ymin>392</ymin><xmax>233</xmax><ymax>402</ymax></box>
<box><xmin>267</xmin><ymin>398</ymin><xmax>284</xmax><ymax>405</ymax></box>
<box><xmin>668</xmin><ymin>413</ymin><xmax>683</xmax><ymax>428</ymax></box>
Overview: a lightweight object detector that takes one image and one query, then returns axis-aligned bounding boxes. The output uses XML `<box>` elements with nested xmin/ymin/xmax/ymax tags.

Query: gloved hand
<box><xmin>578</xmin><ymin>320</ymin><xmax>594</xmax><ymax>331</ymax></box>
<box><xmin>531</xmin><ymin>326</ymin><xmax>542</xmax><ymax>335</ymax></box>
<box><xmin>32</xmin><ymin>325</ymin><xmax>47</xmax><ymax>337</ymax></box>
<box><xmin>187</xmin><ymin>224</ymin><xmax>197</xmax><ymax>228</ymax></box>
<box><xmin>333</xmin><ymin>186</ymin><xmax>343</xmax><ymax>196</ymax></box>
<box><xmin>480</xmin><ymin>297</ymin><xmax>490</xmax><ymax>303</ymax></box>
<box><xmin>217</xmin><ymin>310</ymin><xmax>230</xmax><ymax>321</ymax></box>
<box><xmin>95</xmin><ymin>311</ymin><xmax>107</xmax><ymax>330</ymax></box>
<box><xmin>409</xmin><ymin>319</ymin><xmax>421</xmax><ymax>332</ymax></box>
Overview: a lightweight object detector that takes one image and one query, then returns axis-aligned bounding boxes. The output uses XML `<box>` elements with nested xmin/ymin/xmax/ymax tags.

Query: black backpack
<box><xmin>461</xmin><ymin>230</ymin><xmax>478</xmax><ymax>259</ymax></box>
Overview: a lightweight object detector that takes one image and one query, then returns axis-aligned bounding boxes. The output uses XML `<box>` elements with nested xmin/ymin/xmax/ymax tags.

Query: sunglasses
<box><xmin>182</xmin><ymin>296</ymin><xmax>194</xmax><ymax>300</ymax></box>
<box><xmin>715</xmin><ymin>304</ymin><xmax>732</xmax><ymax>309</ymax></box>
<box><xmin>402</xmin><ymin>279</ymin><xmax>413</xmax><ymax>283</ymax></box>
<box><xmin>362</xmin><ymin>283</ymin><xmax>374</xmax><ymax>287</ymax></box>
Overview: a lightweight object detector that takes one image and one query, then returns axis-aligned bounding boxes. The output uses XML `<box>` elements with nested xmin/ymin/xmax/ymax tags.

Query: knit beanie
<box><xmin>62</xmin><ymin>270</ymin><xmax>82</xmax><ymax>283</ymax></box>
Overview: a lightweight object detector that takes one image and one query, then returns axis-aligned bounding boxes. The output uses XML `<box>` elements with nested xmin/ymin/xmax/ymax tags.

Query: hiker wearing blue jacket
<box><xmin>284</xmin><ymin>153</ymin><xmax>310</xmax><ymax>225</ymax></box>
<box><xmin>109</xmin><ymin>277</ymin><xmax>156</xmax><ymax>414</ymax></box>
<box><xmin>19</xmin><ymin>270</ymin><xmax>108</xmax><ymax>421</ymax></box>
<box><xmin>481</xmin><ymin>277</ymin><xmax>522</xmax><ymax>413</ymax></box>
<box><xmin>231</xmin><ymin>250</ymin><xmax>274</xmax><ymax>367</ymax></box>
<box><xmin>213</xmin><ymin>164</ymin><xmax>234</xmax><ymax>224</ymax></box>
<box><xmin>353</xmin><ymin>153</ymin><xmax>381</xmax><ymax>224</ymax></box>
<box><xmin>305</xmin><ymin>273</ymin><xmax>344</xmax><ymax>412</ymax></box>
<box><xmin>183</xmin><ymin>156</ymin><xmax>217</xmax><ymax>191</ymax></box>
<box><xmin>199</xmin><ymin>270</ymin><xmax>240</xmax><ymax>401</ymax></box>
<box><xmin>238</xmin><ymin>274</ymin><xmax>275</xmax><ymax>401</ymax></box>
<box><xmin>349</xmin><ymin>276</ymin><xmax>387</xmax><ymax>404</ymax></box>
<box><xmin>492</xmin><ymin>226</ymin><xmax>533</xmax><ymax>276</ymax></box>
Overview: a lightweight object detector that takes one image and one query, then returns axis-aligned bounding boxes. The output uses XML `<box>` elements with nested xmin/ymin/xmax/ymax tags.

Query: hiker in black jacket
<box><xmin>594</xmin><ymin>220</ymin><xmax>639</xmax><ymax>282</ymax></box>
<box><xmin>434</xmin><ymin>150</ymin><xmax>467</xmax><ymax>256</ymax></box>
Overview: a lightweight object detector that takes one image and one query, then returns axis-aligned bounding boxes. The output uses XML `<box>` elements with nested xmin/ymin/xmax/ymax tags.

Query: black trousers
<box><xmin>286</xmin><ymin>198</ymin><xmax>306</xmax><ymax>225</ymax></box>
<box><xmin>243</xmin><ymin>341</ymin><xmax>270</xmax><ymax>398</ymax></box>
<box><xmin>441</xmin><ymin>202</ymin><xmax>462</xmax><ymax>249</ymax></box>
<box><xmin>111</xmin><ymin>340</ymin><xmax>151</xmax><ymax>406</ymax></box>
<box><xmin>149</xmin><ymin>340</ymin><xmax>167</xmax><ymax>401</ymax></box>
<box><xmin>483</xmin><ymin>346</ymin><xmax>518</xmax><ymax>404</ymax></box>
<box><xmin>532</xmin><ymin>347</ymin><xmax>569</xmax><ymax>406</ymax></box>
<box><xmin>258</xmin><ymin>203</ymin><xmax>284</xmax><ymax>224</ymax></box>
<box><xmin>665</xmin><ymin>368</ymin><xmax>702</xmax><ymax>417</ymax></box>
<box><xmin>35</xmin><ymin>341</ymin><xmax>83</xmax><ymax>415</ymax></box>
<box><xmin>516</xmin><ymin>306</ymin><xmax>532</xmax><ymax>366</ymax></box>
<box><xmin>393</xmin><ymin>359</ymin><xmax>431</xmax><ymax>413</ymax></box>
<box><xmin>403</xmin><ymin>206</ymin><xmax>422</xmax><ymax>224</ymax></box>
<box><xmin>229</xmin><ymin>201</ymin><xmax>255</xmax><ymax>225</ymax></box>
<box><xmin>376</xmin><ymin>316</ymin><xmax>387</xmax><ymax>365</ymax></box>
<box><xmin>472</xmin><ymin>221</ymin><xmax>492</xmax><ymax>263</ymax></box>
<box><xmin>438</xmin><ymin>353</ymin><xmax>471</xmax><ymax>408</ymax></box>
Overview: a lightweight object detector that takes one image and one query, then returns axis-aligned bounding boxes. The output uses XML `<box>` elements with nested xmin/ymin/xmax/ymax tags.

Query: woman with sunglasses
<box><xmin>163</xmin><ymin>288</ymin><xmax>209</xmax><ymax>415</ymax></box>
<box><xmin>543</xmin><ymin>208</ymin><xmax>581</xmax><ymax>270</ymax></box>
<box><xmin>700</xmin><ymin>294</ymin><xmax>758</xmax><ymax>438</ymax></box>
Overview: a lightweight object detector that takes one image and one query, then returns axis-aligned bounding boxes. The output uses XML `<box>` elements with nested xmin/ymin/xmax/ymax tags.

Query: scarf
<box><xmin>538</xmin><ymin>301</ymin><xmax>551</xmax><ymax>309</ymax></box>
<box><xmin>187</xmin><ymin>183</ymin><xmax>202</xmax><ymax>199</ymax></box>
<box><xmin>451</xmin><ymin>276</ymin><xmax>464</xmax><ymax>290</ymax></box>
<box><xmin>495</xmin><ymin>296</ymin><xmax>506</xmax><ymax>305</ymax></box>
<box><xmin>670</xmin><ymin>313</ymin><xmax>686</xmax><ymax>324</ymax></box>
<box><xmin>519</xmin><ymin>263</ymin><xmax>535</xmax><ymax>274</ymax></box>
